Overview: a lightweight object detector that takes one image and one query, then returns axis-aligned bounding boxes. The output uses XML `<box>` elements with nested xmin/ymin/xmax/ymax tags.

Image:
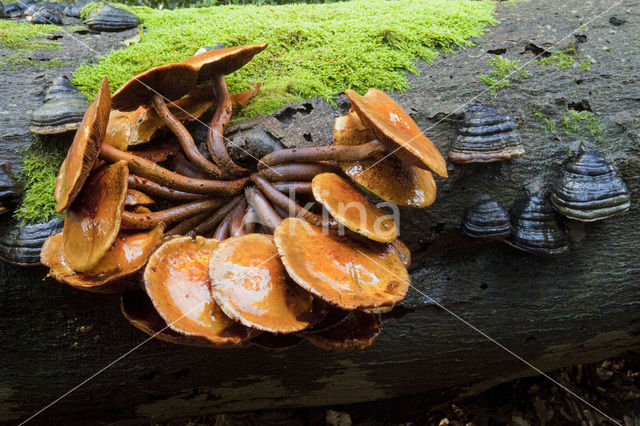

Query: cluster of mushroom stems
<box><xmin>41</xmin><ymin>43</ymin><xmax>450</xmax><ymax>350</ymax></box>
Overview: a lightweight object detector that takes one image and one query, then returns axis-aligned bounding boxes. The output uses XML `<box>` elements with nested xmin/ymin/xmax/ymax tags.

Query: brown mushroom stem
<box><xmin>121</xmin><ymin>198</ymin><xmax>225</xmax><ymax>230</ymax></box>
<box><xmin>243</xmin><ymin>205</ymin><xmax>258</xmax><ymax>234</ymax></box>
<box><xmin>229</xmin><ymin>198</ymin><xmax>249</xmax><ymax>237</ymax></box>
<box><xmin>213</xmin><ymin>213</ymin><xmax>232</xmax><ymax>241</ymax></box>
<box><xmin>245</xmin><ymin>186</ymin><xmax>282</xmax><ymax>231</ymax></box>
<box><xmin>206</xmin><ymin>73</ymin><xmax>248</xmax><ymax>178</ymax></box>
<box><xmin>169</xmin><ymin>152</ymin><xmax>209</xmax><ymax>179</ymax></box>
<box><xmin>128</xmin><ymin>175</ymin><xmax>207</xmax><ymax>203</ymax></box>
<box><xmin>100</xmin><ymin>144</ymin><xmax>249</xmax><ymax>196</ymax></box>
<box><xmin>272</xmin><ymin>182</ymin><xmax>313</xmax><ymax>196</ymax></box>
<box><xmin>257</xmin><ymin>140</ymin><xmax>385</xmax><ymax>170</ymax></box>
<box><xmin>252</xmin><ymin>175</ymin><xmax>335</xmax><ymax>228</ymax></box>
<box><xmin>188</xmin><ymin>195</ymin><xmax>242</xmax><ymax>237</ymax></box>
<box><xmin>165</xmin><ymin>210</ymin><xmax>211</xmax><ymax>236</ymax></box>
<box><xmin>151</xmin><ymin>94</ymin><xmax>223</xmax><ymax>178</ymax></box>
<box><xmin>257</xmin><ymin>162</ymin><xmax>341</xmax><ymax>182</ymax></box>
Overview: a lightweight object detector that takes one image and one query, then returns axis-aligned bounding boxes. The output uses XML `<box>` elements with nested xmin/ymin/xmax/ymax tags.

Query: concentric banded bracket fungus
<box><xmin>42</xmin><ymin>226</ymin><xmax>163</xmax><ymax>294</ymax></box>
<box><xmin>449</xmin><ymin>103</ymin><xmax>524</xmax><ymax>164</ymax></box>
<box><xmin>274</xmin><ymin>218</ymin><xmax>409</xmax><ymax>310</ymax></box>
<box><xmin>30</xmin><ymin>76</ymin><xmax>90</xmax><ymax>135</ymax></box>
<box><xmin>550</xmin><ymin>145</ymin><xmax>630</xmax><ymax>221</ymax></box>
<box><xmin>62</xmin><ymin>160</ymin><xmax>129</xmax><ymax>273</ymax></box>
<box><xmin>334</xmin><ymin>112</ymin><xmax>437</xmax><ymax>208</ymax></box>
<box><xmin>55</xmin><ymin>77</ymin><xmax>111</xmax><ymax>213</ymax></box>
<box><xmin>111</xmin><ymin>63</ymin><xmax>223</xmax><ymax>178</ymax></box>
<box><xmin>143</xmin><ymin>236</ymin><xmax>252</xmax><ymax>346</ymax></box>
<box><xmin>345</xmin><ymin>88</ymin><xmax>448</xmax><ymax>178</ymax></box>
<box><xmin>182</xmin><ymin>44</ymin><xmax>268</xmax><ymax>177</ymax></box>
<box><xmin>461</xmin><ymin>198</ymin><xmax>511</xmax><ymax>240</ymax></box>
<box><xmin>311</xmin><ymin>172</ymin><xmax>398</xmax><ymax>243</ymax></box>
<box><xmin>209</xmin><ymin>234</ymin><xmax>327</xmax><ymax>333</ymax></box>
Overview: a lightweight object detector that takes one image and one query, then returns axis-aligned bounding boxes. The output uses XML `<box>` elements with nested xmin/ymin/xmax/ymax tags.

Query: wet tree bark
<box><xmin>2</xmin><ymin>0</ymin><xmax>640</xmax><ymax>423</ymax></box>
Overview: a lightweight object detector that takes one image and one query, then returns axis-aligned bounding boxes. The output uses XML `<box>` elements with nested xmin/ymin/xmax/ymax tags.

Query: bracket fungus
<box><xmin>38</xmin><ymin>44</ymin><xmax>455</xmax><ymax>350</ymax></box>
<box><xmin>461</xmin><ymin>198</ymin><xmax>511</xmax><ymax>240</ymax></box>
<box><xmin>30</xmin><ymin>77</ymin><xmax>90</xmax><ymax>135</ymax></box>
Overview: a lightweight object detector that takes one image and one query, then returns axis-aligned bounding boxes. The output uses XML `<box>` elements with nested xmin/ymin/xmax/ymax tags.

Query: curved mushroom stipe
<box><xmin>121</xmin><ymin>198</ymin><xmax>225</xmax><ymax>230</ymax></box>
<box><xmin>257</xmin><ymin>140</ymin><xmax>386</xmax><ymax>170</ymax></box>
<box><xmin>169</xmin><ymin>152</ymin><xmax>209</xmax><ymax>179</ymax></box>
<box><xmin>165</xmin><ymin>210</ymin><xmax>211</xmax><ymax>236</ymax></box>
<box><xmin>151</xmin><ymin>94</ymin><xmax>223</xmax><ymax>178</ymax></box>
<box><xmin>229</xmin><ymin>198</ymin><xmax>249</xmax><ymax>237</ymax></box>
<box><xmin>252</xmin><ymin>174</ymin><xmax>336</xmax><ymax>228</ymax></box>
<box><xmin>213</xmin><ymin>212</ymin><xmax>232</xmax><ymax>240</ymax></box>
<box><xmin>188</xmin><ymin>195</ymin><xmax>243</xmax><ymax>237</ymax></box>
<box><xmin>272</xmin><ymin>181</ymin><xmax>313</xmax><ymax>196</ymax></box>
<box><xmin>100</xmin><ymin>144</ymin><xmax>249</xmax><ymax>196</ymax></box>
<box><xmin>257</xmin><ymin>162</ymin><xmax>341</xmax><ymax>182</ymax></box>
<box><xmin>242</xmin><ymin>205</ymin><xmax>258</xmax><ymax>234</ymax></box>
<box><xmin>127</xmin><ymin>175</ymin><xmax>208</xmax><ymax>203</ymax></box>
<box><xmin>129</xmin><ymin>139</ymin><xmax>181</xmax><ymax>163</ymax></box>
<box><xmin>206</xmin><ymin>73</ymin><xmax>249</xmax><ymax>178</ymax></box>
<box><xmin>245</xmin><ymin>186</ymin><xmax>282</xmax><ymax>231</ymax></box>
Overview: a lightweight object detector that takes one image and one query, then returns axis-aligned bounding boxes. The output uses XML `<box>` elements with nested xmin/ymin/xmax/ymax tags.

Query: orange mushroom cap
<box><xmin>345</xmin><ymin>88</ymin><xmax>448</xmax><ymax>178</ymax></box>
<box><xmin>142</xmin><ymin>236</ymin><xmax>250</xmax><ymax>344</ymax></box>
<box><xmin>274</xmin><ymin>218</ymin><xmax>409</xmax><ymax>310</ymax></box>
<box><xmin>111</xmin><ymin>63</ymin><xmax>198</xmax><ymax>112</ymax></box>
<box><xmin>209</xmin><ymin>233</ymin><xmax>326</xmax><ymax>333</ymax></box>
<box><xmin>55</xmin><ymin>76</ymin><xmax>111</xmax><ymax>212</ymax></box>
<box><xmin>124</xmin><ymin>189</ymin><xmax>154</xmax><ymax>207</ymax></box>
<box><xmin>143</xmin><ymin>236</ymin><xmax>251</xmax><ymax>346</ymax></box>
<box><xmin>312</xmin><ymin>172</ymin><xmax>398</xmax><ymax>243</ymax></box>
<box><xmin>334</xmin><ymin>112</ymin><xmax>437</xmax><ymax>208</ymax></box>
<box><xmin>299</xmin><ymin>311</ymin><xmax>382</xmax><ymax>351</ymax></box>
<box><xmin>41</xmin><ymin>225</ymin><xmax>163</xmax><ymax>293</ymax></box>
<box><xmin>182</xmin><ymin>43</ymin><xmax>268</xmax><ymax>83</ymax></box>
<box><xmin>62</xmin><ymin>160</ymin><xmax>129</xmax><ymax>273</ymax></box>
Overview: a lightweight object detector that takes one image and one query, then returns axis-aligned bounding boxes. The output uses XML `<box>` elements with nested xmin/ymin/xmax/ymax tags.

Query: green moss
<box><xmin>73</xmin><ymin>0</ymin><xmax>497</xmax><ymax>122</ymax></box>
<box><xmin>80</xmin><ymin>2</ymin><xmax>106</xmax><ymax>20</ymax></box>
<box><xmin>536</xmin><ymin>46</ymin><xmax>591</xmax><ymax>72</ymax></box>
<box><xmin>0</xmin><ymin>54</ymin><xmax>73</xmax><ymax>70</ymax></box>
<box><xmin>531</xmin><ymin>106</ymin><xmax>557</xmax><ymax>135</ymax></box>
<box><xmin>562</xmin><ymin>109</ymin><xmax>601</xmax><ymax>139</ymax></box>
<box><xmin>477</xmin><ymin>55</ymin><xmax>528</xmax><ymax>95</ymax></box>
<box><xmin>13</xmin><ymin>136</ymin><xmax>70</xmax><ymax>224</ymax></box>
<box><xmin>0</xmin><ymin>20</ymin><xmax>64</xmax><ymax>51</ymax></box>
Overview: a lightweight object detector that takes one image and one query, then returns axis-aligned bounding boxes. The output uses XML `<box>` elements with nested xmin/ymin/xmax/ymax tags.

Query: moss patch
<box><xmin>0</xmin><ymin>20</ymin><xmax>64</xmax><ymax>51</ymax></box>
<box><xmin>562</xmin><ymin>109</ymin><xmax>601</xmax><ymax>139</ymax></box>
<box><xmin>73</xmin><ymin>0</ymin><xmax>497</xmax><ymax>122</ymax></box>
<box><xmin>535</xmin><ymin>46</ymin><xmax>592</xmax><ymax>71</ymax></box>
<box><xmin>13</xmin><ymin>136</ymin><xmax>69</xmax><ymax>224</ymax></box>
<box><xmin>477</xmin><ymin>55</ymin><xmax>528</xmax><ymax>95</ymax></box>
<box><xmin>531</xmin><ymin>107</ymin><xmax>557</xmax><ymax>135</ymax></box>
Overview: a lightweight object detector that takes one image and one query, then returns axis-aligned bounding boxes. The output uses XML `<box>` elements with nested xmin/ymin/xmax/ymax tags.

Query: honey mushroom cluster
<box><xmin>40</xmin><ymin>43</ymin><xmax>449</xmax><ymax>350</ymax></box>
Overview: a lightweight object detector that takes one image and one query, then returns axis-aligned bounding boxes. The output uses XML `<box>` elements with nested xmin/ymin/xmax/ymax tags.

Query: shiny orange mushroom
<box><xmin>124</xmin><ymin>189</ymin><xmax>154</xmax><ymax>207</ymax></box>
<box><xmin>143</xmin><ymin>236</ymin><xmax>251</xmax><ymax>346</ymax></box>
<box><xmin>311</xmin><ymin>172</ymin><xmax>398</xmax><ymax>243</ymax></box>
<box><xmin>41</xmin><ymin>225</ymin><xmax>163</xmax><ymax>293</ymax></box>
<box><xmin>209</xmin><ymin>233</ymin><xmax>326</xmax><ymax>333</ymax></box>
<box><xmin>334</xmin><ymin>112</ymin><xmax>437</xmax><ymax>208</ymax></box>
<box><xmin>274</xmin><ymin>218</ymin><xmax>409</xmax><ymax>310</ymax></box>
<box><xmin>345</xmin><ymin>88</ymin><xmax>448</xmax><ymax>178</ymax></box>
<box><xmin>54</xmin><ymin>76</ymin><xmax>111</xmax><ymax>212</ymax></box>
<box><xmin>62</xmin><ymin>160</ymin><xmax>129</xmax><ymax>273</ymax></box>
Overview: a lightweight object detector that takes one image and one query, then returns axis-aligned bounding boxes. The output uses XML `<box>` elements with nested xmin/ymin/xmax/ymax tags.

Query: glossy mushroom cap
<box><xmin>274</xmin><ymin>218</ymin><xmax>409</xmax><ymax>310</ymax></box>
<box><xmin>125</xmin><ymin>189</ymin><xmax>154</xmax><ymax>207</ymax></box>
<box><xmin>182</xmin><ymin>43</ymin><xmax>268</xmax><ymax>83</ymax></box>
<box><xmin>345</xmin><ymin>88</ymin><xmax>448</xmax><ymax>178</ymax></box>
<box><xmin>111</xmin><ymin>63</ymin><xmax>198</xmax><ymax>112</ymax></box>
<box><xmin>143</xmin><ymin>236</ymin><xmax>251</xmax><ymax>346</ymax></box>
<box><xmin>312</xmin><ymin>172</ymin><xmax>398</xmax><ymax>243</ymax></box>
<box><xmin>509</xmin><ymin>193</ymin><xmax>569</xmax><ymax>256</ymax></box>
<box><xmin>461</xmin><ymin>198</ymin><xmax>511</xmax><ymax>240</ymax></box>
<box><xmin>449</xmin><ymin>104</ymin><xmax>524</xmax><ymax>163</ymax></box>
<box><xmin>550</xmin><ymin>146</ymin><xmax>630</xmax><ymax>221</ymax></box>
<box><xmin>55</xmin><ymin>77</ymin><xmax>111</xmax><ymax>212</ymax></box>
<box><xmin>209</xmin><ymin>234</ymin><xmax>325</xmax><ymax>333</ymax></box>
<box><xmin>334</xmin><ymin>112</ymin><xmax>437</xmax><ymax>208</ymax></box>
<box><xmin>62</xmin><ymin>161</ymin><xmax>129</xmax><ymax>273</ymax></box>
<box><xmin>41</xmin><ymin>226</ymin><xmax>163</xmax><ymax>293</ymax></box>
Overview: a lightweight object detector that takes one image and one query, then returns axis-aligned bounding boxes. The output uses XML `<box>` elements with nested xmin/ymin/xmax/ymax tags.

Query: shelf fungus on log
<box><xmin>550</xmin><ymin>144</ymin><xmax>630</xmax><ymax>221</ymax></box>
<box><xmin>461</xmin><ymin>198</ymin><xmax>511</xmax><ymax>240</ymax></box>
<box><xmin>30</xmin><ymin>76</ymin><xmax>90</xmax><ymax>135</ymax></box>
<box><xmin>449</xmin><ymin>104</ymin><xmax>524</xmax><ymax>164</ymax></box>
<box><xmin>508</xmin><ymin>193</ymin><xmax>569</xmax><ymax>256</ymax></box>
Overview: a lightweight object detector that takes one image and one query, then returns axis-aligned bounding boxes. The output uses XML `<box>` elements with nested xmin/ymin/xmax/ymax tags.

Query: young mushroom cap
<box><xmin>41</xmin><ymin>226</ymin><xmax>163</xmax><ymax>293</ymax></box>
<box><xmin>55</xmin><ymin>76</ymin><xmax>111</xmax><ymax>212</ymax></box>
<box><xmin>274</xmin><ymin>218</ymin><xmax>409</xmax><ymax>310</ymax></box>
<box><xmin>299</xmin><ymin>310</ymin><xmax>382</xmax><ymax>350</ymax></box>
<box><xmin>345</xmin><ymin>88</ymin><xmax>448</xmax><ymax>178</ymax></box>
<box><xmin>209</xmin><ymin>233</ymin><xmax>326</xmax><ymax>333</ymax></box>
<box><xmin>62</xmin><ymin>161</ymin><xmax>129</xmax><ymax>273</ymax></box>
<box><xmin>143</xmin><ymin>236</ymin><xmax>251</xmax><ymax>346</ymax></box>
<box><xmin>182</xmin><ymin>43</ymin><xmax>268</xmax><ymax>82</ymax></box>
<box><xmin>334</xmin><ymin>112</ymin><xmax>437</xmax><ymax>208</ymax></box>
<box><xmin>111</xmin><ymin>63</ymin><xmax>198</xmax><ymax>112</ymax></box>
<box><xmin>124</xmin><ymin>189</ymin><xmax>154</xmax><ymax>207</ymax></box>
<box><xmin>311</xmin><ymin>172</ymin><xmax>398</xmax><ymax>243</ymax></box>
